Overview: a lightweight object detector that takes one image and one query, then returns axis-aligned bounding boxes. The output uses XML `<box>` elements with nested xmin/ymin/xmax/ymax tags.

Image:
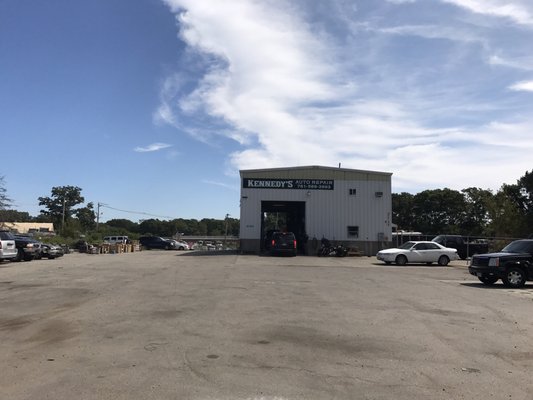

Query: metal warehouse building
<box><xmin>239</xmin><ymin>165</ymin><xmax>392</xmax><ymax>255</ymax></box>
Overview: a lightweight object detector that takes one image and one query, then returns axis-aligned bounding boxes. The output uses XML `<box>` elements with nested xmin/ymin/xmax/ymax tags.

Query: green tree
<box><xmin>171</xmin><ymin>218</ymin><xmax>193</xmax><ymax>235</ymax></box>
<box><xmin>106</xmin><ymin>219</ymin><xmax>139</xmax><ymax>233</ymax></box>
<box><xmin>0</xmin><ymin>209</ymin><xmax>33</xmax><ymax>222</ymax></box>
<box><xmin>38</xmin><ymin>186</ymin><xmax>85</xmax><ymax>229</ymax></box>
<box><xmin>392</xmin><ymin>192</ymin><xmax>415</xmax><ymax>231</ymax></box>
<box><xmin>0</xmin><ymin>176</ymin><xmax>12</xmax><ymax>228</ymax></box>
<box><xmin>0</xmin><ymin>176</ymin><xmax>12</xmax><ymax>209</ymax></box>
<box><xmin>500</xmin><ymin>170</ymin><xmax>533</xmax><ymax>236</ymax></box>
<box><xmin>197</xmin><ymin>219</ymin><xmax>208</xmax><ymax>235</ymax></box>
<box><xmin>411</xmin><ymin>188</ymin><xmax>466</xmax><ymax>234</ymax></box>
<box><xmin>460</xmin><ymin>188</ymin><xmax>494</xmax><ymax>236</ymax></box>
<box><xmin>139</xmin><ymin>219</ymin><xmax>170</xmax><ymax>236</ymax></box>
<box><xmin>226</xmin><ymin>217</ymin><xmax>239</xmax><ymax>236</ymax></box>
<box><xmin>201</xmin><ymin>218</ymin><xmax>224</xmax><ymax>235</ymax></box>
<box><xmin>187</xmin><ymin>219</ymin><xmax>201</xmax><ymax>235</ymax></box>
<box><xmin>486</xmin><ymin>187</ymin><xmax>525</xmax><ymax>238</ymax></box>
<box><xmin>33</xmin><ymin>213</ymin><xmax>54</xmax><ymax>223</ymax></box>
<box><xmin>75</xmin><ymin>202</ymin><xmax>96</xmax><ymax>232</ymax></box>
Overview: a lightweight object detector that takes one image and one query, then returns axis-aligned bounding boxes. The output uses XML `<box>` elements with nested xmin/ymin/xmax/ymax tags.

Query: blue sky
<box><xmin>2</xmin><ymin>0</ymin><xmax>533</xmax><ymax>222</ymax></box>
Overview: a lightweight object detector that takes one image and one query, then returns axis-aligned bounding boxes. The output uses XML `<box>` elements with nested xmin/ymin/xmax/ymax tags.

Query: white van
<box><xmin>103</xmin><ymin>236</ymin><xmax>129</xmax><ymax>244</ymax></box>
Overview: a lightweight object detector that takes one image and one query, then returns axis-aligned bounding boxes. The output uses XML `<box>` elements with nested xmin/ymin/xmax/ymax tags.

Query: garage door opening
<box><xmin>260</xmin><ymin>201</ymin><xmax>306</xmax><ymax>253</ymax></box>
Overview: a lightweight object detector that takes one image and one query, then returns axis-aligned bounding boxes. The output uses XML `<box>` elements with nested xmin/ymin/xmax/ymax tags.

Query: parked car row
<box><xmin>0</xmin><ymin>231</ymin><xmax>65</xmax><ymax>262</ymax></box>
<box><xmin>190</xmin><ymin>240</ymin><xmax>224</xmax><ymax>251</ymax></box>
<box><xmin>376</xmin><ymin>237</ymin><xmax>533</xmax><ymax>289</ymax></box>
<box><xmin>139</xmin><ymin>236</ymin><xmax>190</xmax><ymax>250</ymax></box>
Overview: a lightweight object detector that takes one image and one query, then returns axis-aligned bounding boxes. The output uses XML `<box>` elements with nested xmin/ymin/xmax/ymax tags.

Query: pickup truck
<box><xmin>432</xmin><ymin>235</ymin><xmax>489</xmax><ymax>259</ymax></box>
<box><xmin>468</xmin><ymin>239</ymin><xmax>533</xmax><ymax>288</ymax></box>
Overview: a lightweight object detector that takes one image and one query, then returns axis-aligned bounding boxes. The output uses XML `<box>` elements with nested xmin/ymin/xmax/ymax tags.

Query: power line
<box><xmin>99</xmin><ymin>203</ymin><xmax>173</xmax><ymax>219</ymax></box>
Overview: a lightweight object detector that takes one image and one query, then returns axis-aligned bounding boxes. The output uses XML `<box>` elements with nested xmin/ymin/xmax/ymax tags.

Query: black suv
<box><xmin>139</xmin><ymin>236</ymin><xmax>177</xmax><ymax>250</ymax></box>
<box><xmin>12</xmin><ymin>235</ymin><xmax>39</xmax><ymax>262</ymax></box>
<box><xmin>270</xmin><ymin>232</ymin><xmax>297</xmax><ymax>256</ymax></box>
<box><xmin>469</xmin><ymin>239</ymin><xmax>533</xmax><ymax>288</ymax></box>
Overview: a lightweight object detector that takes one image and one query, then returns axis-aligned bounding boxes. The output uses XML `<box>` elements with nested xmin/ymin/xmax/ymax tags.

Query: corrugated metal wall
<box><xmin>241</xmin><ymin>166</ymin><xmax>390</xmax><ymax>182</ymax></box>
<box><xmin>239</xmin><ymin>167</ymin><xmax>392</xmax><ymax>243</ymax></box>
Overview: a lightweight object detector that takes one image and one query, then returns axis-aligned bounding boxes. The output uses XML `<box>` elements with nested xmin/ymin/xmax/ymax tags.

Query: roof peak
<box><xmin>240</xmin><ymin>165</ymin><xmax>392</xmax><ymax>175</ymax></box>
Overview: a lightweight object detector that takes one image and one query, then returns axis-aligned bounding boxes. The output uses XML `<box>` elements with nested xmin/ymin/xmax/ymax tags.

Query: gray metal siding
<box><xmin>239</xmin><ymin>166</ymin><xmax>392</xmax><ymax>252</ymax></box>
<box><xmin>239</xmin><ymin>177</ymin><xmax>392</xmax><ymax>243</ymax></box>
<box><xmin>304</xmin><ymin>179</ymin><xmax>391</xmax><ymax>242</ymax></box>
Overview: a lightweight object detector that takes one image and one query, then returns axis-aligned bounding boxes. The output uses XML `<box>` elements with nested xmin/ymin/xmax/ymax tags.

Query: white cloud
<box><xmin>134</xmin><ymin>143</ymin><xmax>173</xmax><ymax>152</ymax></box>
<box><xmin>441</xmin><ymin>0</ymin><xmax>533</xmax><ymax>26</ymax></box>
<box><xmin>202</xmin><ymin>180</ymin><xmax>239</xmax><ymax>191</ymax></box>
<box><xmin>153</xmin><ymin>74</ymin><xmax>183</xmax><ymax>126</ymax></box>
<box><xmin>159</xmin><ymin>0</ymin><xmax>533</xmax><ymax>193</ymax></box>
<box><xmin>508</xmin><ymin>80</ymin><xmax>533</xmax><ymax>92</ymax></box>
<box><xmin>489</xmin><ymin>55</ymin><xmax>533</xmax><ymax>70</ymax></box>
<box><xmin>378</xmin><ymin>24</ymin><xmax>482</xmax><ymax>43</ymax></box>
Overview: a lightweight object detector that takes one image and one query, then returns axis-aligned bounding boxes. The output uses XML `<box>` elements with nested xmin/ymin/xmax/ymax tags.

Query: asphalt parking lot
<box><xmin>1</xmin><ymin>252</ymin><xmax>533</xmax><ymax>400</ymax></box>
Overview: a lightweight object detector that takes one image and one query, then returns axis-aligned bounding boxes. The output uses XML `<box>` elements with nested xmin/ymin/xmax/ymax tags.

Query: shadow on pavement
<box><xmin>177</xmin><ymin>250</ymin><xmax>241</xmax><ymax>257</ymax></box>
<box><xmin>459</xmin><ymin>282</ymin><xmax>533</xmax><ymax>289</ymax></box>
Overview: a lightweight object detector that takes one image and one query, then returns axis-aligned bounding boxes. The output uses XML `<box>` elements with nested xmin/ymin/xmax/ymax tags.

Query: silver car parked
<box><xmin>0</xmin><ymin>231</ymin><xmax>18</xmax><ymax>262</ymax></box>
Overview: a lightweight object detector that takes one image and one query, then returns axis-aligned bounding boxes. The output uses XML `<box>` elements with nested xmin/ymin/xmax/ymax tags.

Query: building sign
<box><xmin>243</xmin><ymin>178</ymin><xmax>334</xmax><ymax>190</ymax></box>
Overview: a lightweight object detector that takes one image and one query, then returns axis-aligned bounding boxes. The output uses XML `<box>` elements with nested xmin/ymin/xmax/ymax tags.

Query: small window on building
<box><xmin>347</xmin><ymin>226</ymin><xmax>359</xmax><ymax>238</ymax></box>
<box><xmin>349</xmin><ymin>188</ymin><xmax>357</xmax><ymax>196</ymax></box>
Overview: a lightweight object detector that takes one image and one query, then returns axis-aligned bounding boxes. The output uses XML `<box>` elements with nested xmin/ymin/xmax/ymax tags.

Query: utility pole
<box><xmin>96</xmin><ymin>202</ymin><xmax>107</xmax><ymax>232</ymax></box>
<box><xmin>61</xmin><ymin>197</ymin><xmax>66</xmax><ymax>235</ymax></box>
<box><xmin>224</xmin><ymin>213</ymin><xmax>230</xmax><ymax>249</ymax></box>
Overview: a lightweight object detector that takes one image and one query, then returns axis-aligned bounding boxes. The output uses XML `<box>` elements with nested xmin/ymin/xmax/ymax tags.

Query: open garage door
<box><xmin>260</xmin><ymin>201</ymin><xmax>306</xmax><ymax>254</ymax></box>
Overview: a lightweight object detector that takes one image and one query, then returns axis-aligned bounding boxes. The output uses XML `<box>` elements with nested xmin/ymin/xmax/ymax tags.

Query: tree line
<box><xmin>0</xmin><ymin>182</ymin><xmax>239</xmax><ymax>240</ymax></box>
<box><xmin>393</xmin><ymin>170</ymin><xmax>533</xmax><ymax>238</ymax></box>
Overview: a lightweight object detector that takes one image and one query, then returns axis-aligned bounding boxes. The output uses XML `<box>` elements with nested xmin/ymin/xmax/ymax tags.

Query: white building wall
<box><xmin>239</xmin><ymin>174</ymin><xmax>392</xmax><ymax>244</ymax></box>
<box><xmin>304</xmin><ymin>179</ymin><xmax>391</xmax><ymax>242</ymax></box>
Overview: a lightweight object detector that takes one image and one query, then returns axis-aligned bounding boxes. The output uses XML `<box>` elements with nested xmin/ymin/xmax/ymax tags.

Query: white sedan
<box><xmin>376</xmin><ymin>241</ymin><xmax>459</xmax><ymax>266</ymax></box>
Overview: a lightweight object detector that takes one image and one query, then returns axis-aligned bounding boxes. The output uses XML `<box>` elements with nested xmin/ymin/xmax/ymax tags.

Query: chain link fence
<box><xmin>392</xmin><ymin>232</ymin><xmax>526</xmax><ymax>258</ymax></box>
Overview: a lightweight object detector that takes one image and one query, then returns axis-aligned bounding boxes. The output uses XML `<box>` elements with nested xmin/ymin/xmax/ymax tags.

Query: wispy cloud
<box><xmin>202</xmin><ymin>179</ymin><xmax>239</xmax><ymax>191</ymax></box>
<box><xmin>441</xmin><ymin>0</ymin><xmax>533</xmax><ymax>26</ymax></box>
<box><xmin>159</xmin><ymin>0</ymin><xmax>533</xmax><ymax>193</ymax></box>
<box><xmin>378</xmin><ymin>24</ymin><xmax>482</xmax><ymax>43</ymax></box>
<box><xmin>153</xmin><ymin>74</ymin><xmax>182</xmax><ymax>126</ymax></box>
<box><xmin>489</xmin><ymin>55</ymin><xmax>533</xmax><ymax>70</ymax></box>
<box><xmin>509</xmin><ymin>80</ymin><xmax>533</xmax><ymax>92</ymax></box>
<box><xmin>134</xmin><ymin>142</ymin><xmax>173</xmax><ymax>152</ymax></box>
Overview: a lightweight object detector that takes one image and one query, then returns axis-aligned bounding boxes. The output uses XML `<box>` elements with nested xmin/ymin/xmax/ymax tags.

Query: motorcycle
<box><xmin>317</xmin><ymin>238</ymin><xmax>347</xmax><ymax>257</ymax></box>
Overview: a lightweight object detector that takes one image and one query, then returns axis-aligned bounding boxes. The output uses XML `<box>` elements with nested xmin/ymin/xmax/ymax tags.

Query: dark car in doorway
<box><xmin>270</xmin><ymin>232</ymin><xmax>297</xmax><ymax>256</ymax></box>
<box><xmin>263</xmin><ymin>229</ymin><xmax>279</xmax><ymax>252</ymax></box>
